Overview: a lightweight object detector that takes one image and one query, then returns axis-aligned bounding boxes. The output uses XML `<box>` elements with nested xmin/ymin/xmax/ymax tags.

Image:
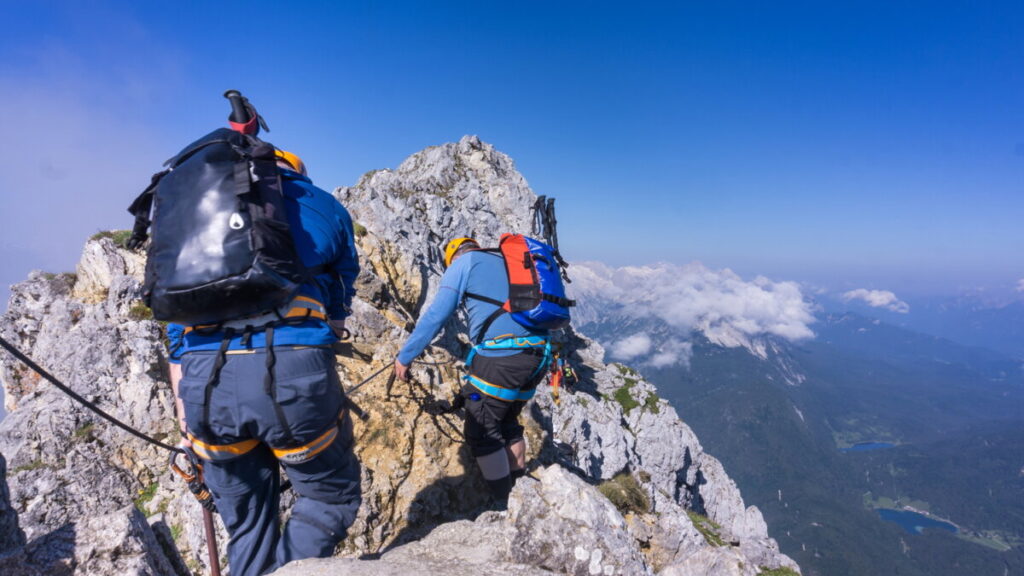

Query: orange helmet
<box><xmin>274</xmin><ymin>149</ymin><xmax>307</xmax><ymax>176</ymax></box>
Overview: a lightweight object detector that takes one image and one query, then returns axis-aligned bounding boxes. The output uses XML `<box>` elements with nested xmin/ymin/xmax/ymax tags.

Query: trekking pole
<box><xmin>170</xmin><ymin>448</ymin><xmax>221</xmax><ymax>576</ymax></box>
<box><xmin>202</xmin><ymin>508</ymin><xmax>221</xmax><ymax>576</ymax></box>
<box><xmin>345</xmin><ymin>363</ymin><xmax>393</xmax><ymax>397</ymax></box>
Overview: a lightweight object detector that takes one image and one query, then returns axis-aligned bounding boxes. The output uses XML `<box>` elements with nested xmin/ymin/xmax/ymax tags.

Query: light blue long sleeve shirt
<box><xmin>397</xmin><ymin>250</ymin><xmax>544</xmax><ymax>365</ymax></box>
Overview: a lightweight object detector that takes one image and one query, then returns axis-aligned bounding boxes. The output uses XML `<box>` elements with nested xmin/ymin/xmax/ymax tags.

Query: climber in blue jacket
<box><xmin>167</xmin><ymin>151</ymin><xmax>361</xmax><ymax>576</ymax></box>
<box><xmin>395</xmin><ymin>237</ymin><xmax>550</xmax><ymax>506</ymax></box>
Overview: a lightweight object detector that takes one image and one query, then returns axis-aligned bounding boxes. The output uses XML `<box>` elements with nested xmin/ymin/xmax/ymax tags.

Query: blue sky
<box><xmin>1</xmin><ymin>0</ymin><xmax>1022</xmax><ymax>304</ymax></box>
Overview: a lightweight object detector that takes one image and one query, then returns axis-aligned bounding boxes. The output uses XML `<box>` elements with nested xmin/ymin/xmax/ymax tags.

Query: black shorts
<box><xmin>462</xmin><ymin>351</ymin><xmax>547</xmax><ymax>457</ymax></box>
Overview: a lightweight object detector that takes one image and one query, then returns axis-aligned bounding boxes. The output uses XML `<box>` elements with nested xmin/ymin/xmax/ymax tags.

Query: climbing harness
<box><xmin>464</xmin><ymin>334</ymin><xmax>551</xmax><ymax>370</ymax></box>
<box><xmin>462</xmin><ymin>334</ymin><xmax>554</xmax><ymax>403</ymax></box>
<box><xmin>189</xmin><ymin>300</ymin><xmax>338</xmax><ymax>457</ymax></box>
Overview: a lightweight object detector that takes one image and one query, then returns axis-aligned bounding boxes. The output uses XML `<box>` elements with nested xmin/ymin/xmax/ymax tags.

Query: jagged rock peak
<box><xmin>344</xmin><ymin>136</ymin><xmax>535</xmax><ymax>249</ymax></box>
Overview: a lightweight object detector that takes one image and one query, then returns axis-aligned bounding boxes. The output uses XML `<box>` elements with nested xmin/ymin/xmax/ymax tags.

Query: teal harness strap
<box><xmin>465</xmin><ymin>374</ymin><xmax>538</xmax><ymax>402</ymax></box>
<box><xmin>533</xmin><ymin>340</ymin><xmax>553</xmax><ymax>379</ymax></box>
<box><xmin>464</xmin><ymin>335</ymin><xmax>550</xmax><ymax>367</ymax></box>
<box><xmin>463</xmin><ymin>335</ymin><xmax>553</xmax><ymax>403</ymax></box>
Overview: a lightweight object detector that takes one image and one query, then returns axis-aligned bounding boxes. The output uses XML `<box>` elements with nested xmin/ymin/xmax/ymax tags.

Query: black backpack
<box><xmin>127</xmin><ymin>128</ymin><xmax>307</xmax><ymax>325</ymax></box>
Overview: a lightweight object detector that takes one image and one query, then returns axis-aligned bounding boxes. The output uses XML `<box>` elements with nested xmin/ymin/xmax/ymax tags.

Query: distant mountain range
<box><xmin>569</xmin><ymin>262</ymin><xmax>1024</xmax><ymax>576</ymax></box>
<box><xmin>820</xmin><ymin>291</ymin><xmax>1024</xmax><ymax>360</ymax></box>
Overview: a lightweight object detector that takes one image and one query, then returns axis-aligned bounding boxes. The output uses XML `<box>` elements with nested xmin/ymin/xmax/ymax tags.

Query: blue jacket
<box><xmin>168</xmin><ymin>169</ymin><xmax>358</xmax><ymax>361</ymax></box>
<box><xmin>397</xmin><ymin>250</ymin><xmax>544</xmax><ymax>365</ymax></box>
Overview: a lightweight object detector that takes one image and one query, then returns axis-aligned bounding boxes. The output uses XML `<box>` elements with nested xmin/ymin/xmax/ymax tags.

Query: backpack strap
<box><xmin>541</xmin><ymin>293</ymin><xmax>576</xmax><ymax>308</ymax></box>
<box><xmin>163</xmin><ymin>137</ymin><xmax>232</xmax><ymax>168</ymax></box>
<box><xmin>126</xmin><ymin>169</ymin><xmax>170</xmax><ymax>250</ymax></box>
<box><xmin>465</xmin><ymin>292</ymin><xmax>510</xmax><ymax>344</ymax></box>
<box><xmin>461</xmin><ymin>248</ymin><xmax>512</xmax><ymax>343</ymax></box>
<box><xmin>465</xmin><ymin>292</ymin><xmax>503</xmax><ymax>307</ymax></box>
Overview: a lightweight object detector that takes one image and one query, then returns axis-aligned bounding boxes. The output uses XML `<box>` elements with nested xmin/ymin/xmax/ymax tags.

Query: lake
<box><xmin>841</xmin><ymin>441</ymin><xmax>895</xmax><ymax>452</ymax></box>
<box><xmin>878</xmin><ymin>508</ymin><xmax>958</xmax><ymax>535</ymax></box>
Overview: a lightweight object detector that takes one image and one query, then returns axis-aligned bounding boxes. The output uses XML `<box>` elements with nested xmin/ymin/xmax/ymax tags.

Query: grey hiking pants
<box><xmin>179</xmin><ymin>346</ymin><xmax>361</xmax><ymax>576</ymax></box>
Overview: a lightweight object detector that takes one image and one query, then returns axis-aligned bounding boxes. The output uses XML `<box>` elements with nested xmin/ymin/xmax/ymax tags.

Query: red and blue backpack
<box><xmin>465</xmin><ymin>233</ymin><xmax>574</xmax><ymax>343</ymax></box>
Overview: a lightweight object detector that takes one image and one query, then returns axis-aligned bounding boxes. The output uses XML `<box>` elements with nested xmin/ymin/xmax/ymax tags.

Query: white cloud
<box><xmin>649</xmin><ymin>340</ymin><xmax>694</xmax><ymax>369</ymax></box>
<box><xmin>607</xmin><ymin>333</ymin><xmax>694</xmax><ymax>369</ymax></box>
<box><xmin>841</xmin><ymin>288</ymin><xmax>910</xmax><ymax>314</ymax></box>
<box><xmin>609</xmin><ymin>333</ymin><xmax>652</xmax><ymax>360</ymax></box>
<box><xmin>571</xmin><ymin>261</ymin><xmax>817</xmax><ymax>358</ymax></box>
<box><xmin>1016</xmin><ymin>279</ymin><xmax>1024</xmax><ymax>292</ymax></box>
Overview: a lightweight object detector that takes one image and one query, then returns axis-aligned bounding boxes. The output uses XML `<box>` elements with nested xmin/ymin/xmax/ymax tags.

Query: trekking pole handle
<box><xmin>223</xmin><ymin>89</ymin><xmax>261</xmax><ymax>135</ymax></box>
<box><xmin>223</xmin><ymin>90</ymin><xmax>250</xmax><ymax>124</ymax></box>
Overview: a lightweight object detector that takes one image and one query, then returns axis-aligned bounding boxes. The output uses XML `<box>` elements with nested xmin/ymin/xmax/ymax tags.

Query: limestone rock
<box><xmin>697</xmin><ymin>455</ymin><xmax>767</xmax><ymax>541</ymax></box>
<box><xmin>0</xmin><ymin>240</ymin><xmax>198</xmax><ymax>575</ymax></box>
<box><xmin>660</xmin><ymin>546</ymin><xmax>760</xmax><ymax>576</ymax></box>
<box><xmin>72</xmin><ymin>237</ymin><xmax>146</xmax><ymax>303</ymax></box>
<box><xmin>633</xmin><ymin>500</ymin><xmax>709</xmax><ymax>571</ymax></box>
<box><xmin>336</xmin><ymin>135</ymin><xmax>536</xmax><ymax>337</ymax></box>
<box><xmin>276</xmin><ymin>464</ymin><xmax>651</xmax><ymax>576</ymax></box>
<box><xmin>507</xmin><ymin>466</ymin><xmax>651</xmax><ymax>575</ymax></box>
<box><xmin>23</xmin><ymin>506</ymin><xmax>176</xmax><ymax>576</ymax></box>
<box><xmin>276</xmin><ymin>510</ymin><xmax>548</xmax><ymax>576</ymax></box>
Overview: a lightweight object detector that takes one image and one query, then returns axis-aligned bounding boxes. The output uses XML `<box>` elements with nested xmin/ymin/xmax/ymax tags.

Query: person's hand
<box><xmin>178</xmin><ymin>425</ymin><xmax>192</xmax><ymax>449</ymax></box>
<box><xmin>394</xmin><ymin>359</ymin><xmax>410</xmax><ymax>381</ymax></box>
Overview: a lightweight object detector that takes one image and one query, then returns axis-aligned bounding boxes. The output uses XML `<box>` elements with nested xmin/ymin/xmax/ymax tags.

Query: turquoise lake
<box><xmin>878</xmin><ymin>508</ymin><xmax>958</xmax><ymax>535</ymax></box>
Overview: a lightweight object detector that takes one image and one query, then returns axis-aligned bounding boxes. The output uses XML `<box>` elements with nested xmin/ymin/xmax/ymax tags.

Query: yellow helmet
<box><xmin>444</xmin><ymin>237</ymin><xmax>478</xmax><ymax>268</ymax></box>
<box><xmin>275</xmin><ymin>149</ymin><xmax>307</xmax><ymax>176</ymax></box>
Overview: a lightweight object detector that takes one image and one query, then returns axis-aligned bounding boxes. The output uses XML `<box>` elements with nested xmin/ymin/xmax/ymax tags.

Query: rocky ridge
<box><xmin>0</xmin><ymin>135</ymin><xmax>798</xmax><ymax>575</ymax></box>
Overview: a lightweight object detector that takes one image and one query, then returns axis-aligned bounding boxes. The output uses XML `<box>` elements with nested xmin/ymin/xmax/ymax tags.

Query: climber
<box><xmin>393</xmin><ymin>237</ymin><xmax>552</xmax><ymax>507</ymax></box>
<box><xmin>166</xmin><ymin>149</ymin><xmax>362</xmax><ymax>576</ymax></box>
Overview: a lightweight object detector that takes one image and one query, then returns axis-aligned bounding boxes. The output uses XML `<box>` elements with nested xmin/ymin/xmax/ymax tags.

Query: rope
<box><xmin>391</xmin><ymin>365</ymin><xmax>465</xmax><ymax>442</ymax></box>
<box><xmin>344</xmin><ymin>354</ymin><xmax>457</xmax><ymax>397</ymax></box>
<box><xmin>353</xmin><ymin>350</ymin><xmax>463</xmax><ymax>439</ymax></box>
<box><xmin>343</xmin><ymin>362</ymin><xmax>393</xmax><ymax>396</ymax></box>
<box><xmin>0</xmin><ymin>335</ymin><xmax>183</xmax><ymax>454</ymax></box>
<box><xmin>412</xmin><ymin>358</ymin><xmax>457</xmax><ymax>367</ymax></box>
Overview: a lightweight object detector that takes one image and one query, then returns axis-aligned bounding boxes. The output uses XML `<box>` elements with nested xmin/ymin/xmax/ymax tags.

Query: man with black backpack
<box><xmin>160</xmin><ymin>150</ymin><xmax>361</xmax><ymax>576</ymax></box>
<box><xmin>127</xmin><ymin>93</ymin><xmax>362</xmax><ymax>575</ymax></box>
<box><xmin>394</xmin><ymin>235</ymin><xmax>572</xmax><ymax>506</ymax></box>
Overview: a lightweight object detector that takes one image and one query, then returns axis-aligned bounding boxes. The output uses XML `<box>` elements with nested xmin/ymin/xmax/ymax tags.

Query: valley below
<box><xmin>575</xmin><ymin>304</ymin><xmax>1024</xmax><ymax>576</ymax></box>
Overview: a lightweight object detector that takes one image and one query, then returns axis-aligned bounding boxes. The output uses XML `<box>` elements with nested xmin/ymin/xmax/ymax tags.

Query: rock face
<box><xmin>0</xmin><ymin>135</ymin><xmax>799</xmax><ymax>575</ymax></box>
<box><xmin>0</xmin><ymin>454</ymin><xmax>26</xmax><ymax>557</ymax></box>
